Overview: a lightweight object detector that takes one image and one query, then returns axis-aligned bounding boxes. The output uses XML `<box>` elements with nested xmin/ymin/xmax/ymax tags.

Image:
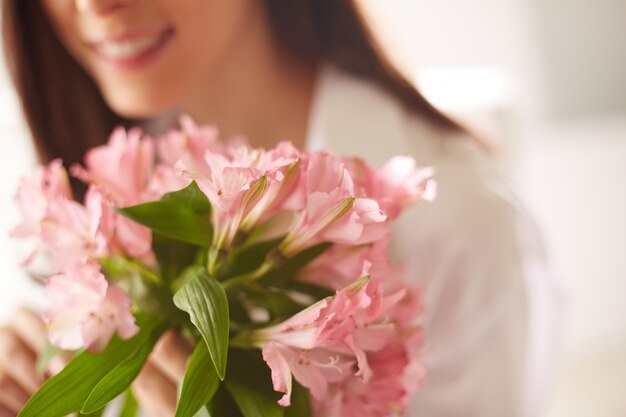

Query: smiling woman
<box><xmin>0</xmin><ymin>1</ymin><xmax>558</xmax><ymax>417</ymax></box>
<box><xmin>39</xmin><ymin>0</ymin><xmax>264</xmax><ymax>117</ymax></box>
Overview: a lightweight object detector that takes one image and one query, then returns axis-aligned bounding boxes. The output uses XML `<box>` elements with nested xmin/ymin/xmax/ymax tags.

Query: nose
<box><xmin>75</xmin><ymin>0</ymin><xmax>136</xmax><ymax>16</ymax></box>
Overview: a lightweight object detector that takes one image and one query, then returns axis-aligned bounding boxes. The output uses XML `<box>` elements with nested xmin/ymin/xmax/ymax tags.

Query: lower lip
<box><xmin>93</xmin><ymin>29</ymin><xmax>174</xmax><ymax>71</ymax></box>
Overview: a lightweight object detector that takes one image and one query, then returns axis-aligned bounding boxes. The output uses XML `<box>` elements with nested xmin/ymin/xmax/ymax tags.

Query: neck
<box><xmin>179</xmin><ymin>11</ymin><xmax>317</xmax><ymax>150</ymax></box>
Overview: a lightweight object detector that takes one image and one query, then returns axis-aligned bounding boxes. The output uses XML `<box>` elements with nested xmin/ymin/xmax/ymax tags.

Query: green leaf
<box><xmin>19</xmin><ymin>318</ymin><xmax>162</xmax><ymax>417</ymax></box>
<box><xmin>117</xmin><ymin>201</ymin><xmax>212</xmax><ymax>246</ymax></box>
<box><xmin>118</xmin><ymin>391</ymin><xmax>138</xmax><ymax>417</ymax></box>
<box><xmin>175</xmin><ymin>342</ymin><xmax>220</xmax><ymax>417</ymax></box>
<box><xmin>161</xmin><ymin>181</ymin><xmax>211</xmax><ymax>215</ymax></box>
<box><xmin>259</xmin><ymin>242</ymin><xmax>332</xmax><ymax>287</ymax></box>
<box><xmin>152</xmin><ymin>232</ymin><xmax>202</xmax><ymax>286</ymax></box>
<box><xmin>82</xmin><ymin>324</ymin><xmax>164</xmax><ymax>413</ymax></box>
<box><xmin>79</xmin><ymin>405</ymin><xmax>106</xmax><ymax>417</ymax></box>
<box><xmin>218</xmin><ymin>237</ymin><xmax>285</xmax><ymax>281</ymax></box>
<box><xmin>224</xmin><ymin>349</ymin><xmax>284</xmax><ymax>417</ymax></box>
<box><xmin>174</xmin><ymin>269</ymin><xmax>229</xmax><ymax>379</ymax></box>
<box><xmin>284</xmin><ymin>381</ymin><xmax>312</xmax><ymax>417</ymax></box>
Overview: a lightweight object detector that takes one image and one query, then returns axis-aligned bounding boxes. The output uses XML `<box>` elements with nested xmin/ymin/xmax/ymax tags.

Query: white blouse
<box><xmin>306</xmin><ymin>65</ymin><xmax>561</xmax><ymax>417</ymax></box>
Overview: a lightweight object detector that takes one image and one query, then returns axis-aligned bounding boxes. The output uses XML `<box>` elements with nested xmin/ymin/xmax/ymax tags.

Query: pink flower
<box><xmin>255</xmin><ymin>278</ymin><xmax>399</xmax><ymax>407</ymax></box>
<box><xmin>298</xmin><ymin>244</ymin><xmax>371</xmax><ymax>290</ymax></box>
<box><xmin>279</xmin><ymin>153</ymin><xmax>390</xmax><ymax>257</ymax></box>
<box><xmin>312</xmin><ymin>334</ymin><xmax>425</xmax><ymax>417</ymax></box>
<box><xmin>97</xmin><ymin>200</ymin><xmax>153</xmax><ymax>260</ymax></box>
<box><xmin>345</xmin><ymin>156</ymin><xmax>436</xmax><ymax>220</ymax></box>
<box><xmin>72</xmin><ymin>127</ymin><xmax>156</xmax><ymax>205</ymax></box>
<box><xmin>182</xmin><ymin>154</ymin><xmax>266</xmax><ymax>249</ymax></box>
<box><xmin>146</xmin><ymin>165</ymin><xmax>190</xmax><ymax>196</ymax></box>
<box><xmin>157</xmin><ymin>116</ymin><xmax>224</xmax><ymax>178</ymax></box>
<box><xmin>43</xmin><ymin>262</ymin><xmax>138</xmax><ymax>352</ymax></box>
<box><xmin>180</xmin><ymin>143</ymin><xmax>301</xmax><ymax>250</ymax></box>
<box><xmin>298</xmin><ymin>239</ymin><xmax>391</xmax><ymax>291</ymax></box>
<box><xmin>11</xmin><ymin>159</ymin><xmax>72</xmax><ymax>238</ymax></box>
<box><xmin>155</xmin><ymin>116</ymin><xmax>250</xmax><ymax>188</ymax></box>
<box><xmin>40</xmin><ymin>187</ymin><xmax>107</xmax><ymax>271</ymax></box>
<box><xmin>256</xmin><ymin>261</ymin><xmax>426</xmax><ymax>413</ymax></box>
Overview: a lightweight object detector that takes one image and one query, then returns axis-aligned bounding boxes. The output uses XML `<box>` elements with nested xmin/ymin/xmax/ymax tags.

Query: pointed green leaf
<box><xmin>174</xmin><ymin>269</ymin><xmax>229</xmax><ymax>379</ymax></box>
<box><xmin>18</xmin><ymin>318</ymin><xmax>161</xmax><ymax>417</ymax></box>
<box><xmin>117</xmin><ymin>201</ymin><xmax>212</xmax><ymax>246</ymax></box>
<box><xmin>82</xmin><ymin>324</ymin><xmax>164</xmax><ymax>413</ymax></box>
<box><xmin>161</xmin><ymin>181</ymin><xmax>212</xmax><ymax>215</ymax></box>
<box><xmin>79</xmin><ymin>406</ymin><xmax>106</xmax><ymax>417</ymax></box>
<box><xmin>175</xmin><ymin>342</ymin><xmax>220</xmax><ymax>417</ymax></box>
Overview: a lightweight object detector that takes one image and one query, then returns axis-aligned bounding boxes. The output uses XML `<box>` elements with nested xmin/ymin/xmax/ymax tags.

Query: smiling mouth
<box><xmin>90</xmin><ymin>27</ymin><xmax>175</xmax><ymax>68</ymax></box>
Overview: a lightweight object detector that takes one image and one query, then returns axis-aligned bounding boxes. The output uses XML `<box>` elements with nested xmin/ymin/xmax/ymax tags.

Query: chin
<box><xmin>103</xmin><ymin>89</ymin><xmax>177</xmax><ymax>120</ymax></box>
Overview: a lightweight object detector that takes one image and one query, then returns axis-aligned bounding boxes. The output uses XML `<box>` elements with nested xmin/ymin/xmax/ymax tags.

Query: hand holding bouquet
<box><xmin>12</xmin><ymin>117</ymin><xmax>435</xmax><ymax>417</ymax></box>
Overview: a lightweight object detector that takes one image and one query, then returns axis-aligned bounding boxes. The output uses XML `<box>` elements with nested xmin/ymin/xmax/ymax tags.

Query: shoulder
<box><xmin>308</xmin><ymin>64</ymin><xmax>548</xmax><ymax>275</ymax></box>
<box><xmin>309</xmin><ymin>64</ymin><xmax>529</xmax><ymax>233</ymax></box>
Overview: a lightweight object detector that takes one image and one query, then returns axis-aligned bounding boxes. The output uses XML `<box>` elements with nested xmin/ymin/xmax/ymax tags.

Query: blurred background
<box><xmin>0</xmin><ymin>1</ymin><xmax>624</xmax><ymax>416</ymax></box>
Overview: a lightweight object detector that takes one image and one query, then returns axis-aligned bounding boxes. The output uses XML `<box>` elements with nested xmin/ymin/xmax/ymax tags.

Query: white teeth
<box><xmin>97</xmin><ymin>34</ymin><xmax>162</xmax><ymax>60</ymax></box>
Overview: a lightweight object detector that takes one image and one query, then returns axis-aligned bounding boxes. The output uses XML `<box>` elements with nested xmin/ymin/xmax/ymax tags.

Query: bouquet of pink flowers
<box><xmin>12</xmin><ymin>117</ymin><xmax>435</xmax><ymax>417</ymax></box>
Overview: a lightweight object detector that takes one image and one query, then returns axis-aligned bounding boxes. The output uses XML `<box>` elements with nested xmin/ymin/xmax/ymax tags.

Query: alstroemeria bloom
<box><xmin>255</xmin><ymin>277</ymin><xmax>401</xmax><ymax>407</ymax></box>
<box><xmin>298</xmin><ymin>240</ymin><xmax>391</xmax><ymax>290</ymax></box>
<box><xmin>239</xmin><ymin>142</ymin><xmax>304</xmax><ymax>230</ymax></box>
<box><xmin>43</xmin><ymin>262</ymin><xmax>138</xmax><ymax>352</ymax></box>
<box><xmin>157</xmin><ymin>116</ymin><xmax>224</xmax><ymax>178</ymax></box>
<box><xmin>11</xmin><ymin>159</ymin><xmax>72</xmax><ymax>239</ymax></box>
<box><xmin>312</xmin><ymin>332</ymin><xmax>426</xmax><ymax>417</ymax></box>
<box><xmin>40</xmin><ymin>187</ymin><xmax>107</xmax><ymax>271</ymax></box>
<box><xmin>72</xmin><ymin>127</ymin><xmax>156</xmax><ymax>205</ymax></box>
<box><xmin>280</xmin><ymin>153</ymin><xmax>389</xmax><ymax>257</ymax></box>
<box><xmin>181</xmin><ymin>144</ymin><xmax>300</xmax><ymax>249</ymax></box>
<box><xmin>345</xmin><ymin>156</ymin><xmax>436</xmax><ymax>220</ymax></box>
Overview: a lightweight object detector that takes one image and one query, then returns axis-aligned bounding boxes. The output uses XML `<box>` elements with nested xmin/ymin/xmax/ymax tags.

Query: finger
<box><xmin>9</xmin><ymin>308</ymin><xmax>47</xmax><ymax>354</ymax></box>
<box><xmin>0</xmin><ymin>405</ymin><xmax>13</xmax><ymax>417</ymax></box>
<box><xmin>150</xmin><ymin>331</ymin><xmax>192</xmax><ymax>382</ymax></box>
<box><xmin>0</xmin><ymin>373</ymin><xmax>30</xmax><ymax>414</ymax></box>
<box><xmin>0</xmin><ymin>328</ymin><xmax>42</xmax><ymax>393</ymax></box>
<box><xmin>132</xmin><ymin>361</ymin><xmax>177</xmax><ymax>417</ymax></box>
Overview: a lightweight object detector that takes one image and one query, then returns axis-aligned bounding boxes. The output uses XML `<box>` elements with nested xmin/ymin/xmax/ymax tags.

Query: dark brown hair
<box><xmin>3</xmin><ymin>0</ymin><xmax>472</xmax><ymax>188</ymax></box>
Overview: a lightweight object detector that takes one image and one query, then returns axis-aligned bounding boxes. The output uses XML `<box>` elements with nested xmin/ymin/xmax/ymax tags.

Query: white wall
<box><xmin>530</xmin><ymin>0</ymin><xmax>626</xmax><ymax>118</ymax></box>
